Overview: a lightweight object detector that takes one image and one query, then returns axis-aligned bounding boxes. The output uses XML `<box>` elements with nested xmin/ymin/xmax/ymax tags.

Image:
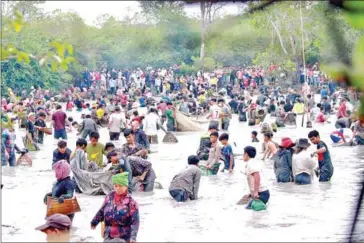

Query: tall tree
<box><xmin>198</xmin><ymin>1</ymin><xmax>227</xmax><ymax>70</ymax></box>
<box><xmin>139</xmin><ymin>1</ymin><xmax>185</xmax><ymax>23</ymax></box>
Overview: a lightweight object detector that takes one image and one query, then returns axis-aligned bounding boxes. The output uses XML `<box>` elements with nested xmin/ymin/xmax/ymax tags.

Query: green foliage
<box><xmin>1</xmin><ymin>1</ymin><xmax>362</xmax><ymax>99</ymax></box>
<box><xmin>321</xmin><ymin>1</ymin><xmax>364</xmax><ymax>116</ymax></box>
<box><xmin>1</xmin><ymin>7</ymin><xmax>75</xmax><ymax>97</ymax></box>
<box><xmin>1</xmin><ymin>59</ymin><xmax>73</xmax><ymax>95</ymax></box>
<box><xmin>343</xmin><ymin>1</ymin><xmax>364</xmax><ymax>30</ymax></box>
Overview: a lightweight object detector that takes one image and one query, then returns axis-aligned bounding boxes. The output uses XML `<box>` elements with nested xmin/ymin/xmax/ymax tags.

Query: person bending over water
<box><xmin>242</xmin><ymin>146</ymin><xmax>270</xmax><ymax>209</ymax></box>
<box><xmin>169</xmin><ymin>155</ymin><xmax>202</xmax><ymax>202</ymax></box>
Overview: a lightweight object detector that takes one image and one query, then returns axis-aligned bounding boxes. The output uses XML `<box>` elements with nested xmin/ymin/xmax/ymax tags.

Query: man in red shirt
<box><xmin>316</xmin><ymin>107</ymin><xmax>328</xmax><ymax>123</ymax></box>
<box><xmin>52</xmin><ymin>104</ymin><xmax>68</xmax><ymax>139</ymax></box>
<box><xmin>337</xmin><ymin>99</ymin><xmax>347</xmax><ymax>119</ymax></box>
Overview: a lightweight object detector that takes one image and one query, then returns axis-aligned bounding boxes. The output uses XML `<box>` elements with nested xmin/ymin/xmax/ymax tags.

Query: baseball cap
<box><xmin>35</xmin><ymin>213</ymin><xmax>71</xmax><ymax>232</ymax></box>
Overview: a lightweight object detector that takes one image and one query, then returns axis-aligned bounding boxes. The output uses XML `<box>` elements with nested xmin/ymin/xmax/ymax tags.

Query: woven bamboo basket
<box><xmin>46</xmin><ymin>197</ymin><xmax>81</xmax><ymax>217</ymax></box>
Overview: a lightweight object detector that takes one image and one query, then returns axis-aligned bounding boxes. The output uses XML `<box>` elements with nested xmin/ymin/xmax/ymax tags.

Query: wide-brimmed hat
<box><xmin>296</xmin><ymin>138</ymin><xmax>311</xmax><ymax>149</ymax></box>
<box><xmin>279</xmin><ymin>137</ymin><xmax>295</xmax><ymax>148</ymax></box>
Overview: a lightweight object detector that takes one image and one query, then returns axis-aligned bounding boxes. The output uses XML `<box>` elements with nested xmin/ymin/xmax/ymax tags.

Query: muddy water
<box><xmin>2</xmin><ymin>106</ymin><xmax>364</xmax><ymax>242</ymax></box>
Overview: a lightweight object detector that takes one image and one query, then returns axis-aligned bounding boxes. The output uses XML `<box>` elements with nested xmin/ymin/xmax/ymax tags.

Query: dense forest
<box><xmin>1</xmin><ymin>1</ymin><xmax>363</xmax><ymax>95</ymax></box>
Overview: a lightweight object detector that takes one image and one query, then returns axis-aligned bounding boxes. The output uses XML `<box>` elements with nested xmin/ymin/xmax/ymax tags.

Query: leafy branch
<box><xmin>1</xmin><ymin>10</ymin><xmax>75</xmax><ymax>72</ymax></box>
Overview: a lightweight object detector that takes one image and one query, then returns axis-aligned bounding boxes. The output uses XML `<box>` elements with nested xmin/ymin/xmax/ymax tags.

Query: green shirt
<box><xmin>165</xmin><ymin>109</ymin><xmax>175</xmax><ymax>124</ymax></box>
<box><xmin>86</xmin><ymin>142</ymin><xmax>106</xmax><ymax>167</ymax></box>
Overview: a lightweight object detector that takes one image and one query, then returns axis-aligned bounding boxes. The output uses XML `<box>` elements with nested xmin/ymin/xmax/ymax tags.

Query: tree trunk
<box><xmin>200</xmin><ymin>2</ymin><xmax>206</xmax><ymax>71</ymax></box>
<box><xmin>288</xmin><ymin>22</ymin><xmax>301</xmax><ymax>84</ymax></box>
<box><xmin>266</xmin><ymin>13</ymin><xmax>288</xmax><ymax>55</ymax></box>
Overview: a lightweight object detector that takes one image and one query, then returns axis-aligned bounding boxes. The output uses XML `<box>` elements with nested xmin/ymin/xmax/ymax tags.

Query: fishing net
<box><xmin>199</xmin><ymin>162</ymin><xmax>221</xmax><ymax>176</ymax></box>
<box><xmin>70</xmin><ymin>149</ymin><xmax>113</xmax><ymax>196</ymax></box>
<box><xmin>175</xmin><ymin>110</ymin><xmax>201</xmax><ymax>132</ymax></box>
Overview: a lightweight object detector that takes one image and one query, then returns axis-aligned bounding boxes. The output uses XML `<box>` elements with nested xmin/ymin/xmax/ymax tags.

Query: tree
<box><xmin>139</xmin><ymin>1</ymin><xmax>185</xmax><ymax>23</ymax></box>
<box><xmin>198</xmin><ymin>1</ymin><xmax>228</xmax><ymax>70</ymax></box>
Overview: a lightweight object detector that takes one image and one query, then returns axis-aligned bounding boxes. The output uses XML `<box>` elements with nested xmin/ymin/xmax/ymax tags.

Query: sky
<box><xmin>40</xmin><ymin>1</ymin><xmax>242</xmax><ymax>26</ymax></box>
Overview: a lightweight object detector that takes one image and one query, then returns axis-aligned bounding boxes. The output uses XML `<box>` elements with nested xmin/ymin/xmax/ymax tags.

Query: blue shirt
<box><xmin>52</xmin><ymin>148</ymin><xmax>72</xmax><ymax>166</ymax></box>
<box><xmin>320</xmin><ymin>89</ymin><xmax>328</xmax><ymax>98</ymax></box>
<box><xmin>221</xmin><ymin>144</ymin><xmax>234</xmax><ymax>169</ymax></box>
<box><xmin>139</xmin><ymin>97</ymin><xmax>146</xmax><ymax>107</ymax></box>
<box><xmin>317</xmin><ymin>141</ymin><xmax>334</xmax><ymax>177</ymax></box>
<box><xmin>134</xmin><ymin>129</ymin><xmax>150</xmax><ymax>150</ymax></box>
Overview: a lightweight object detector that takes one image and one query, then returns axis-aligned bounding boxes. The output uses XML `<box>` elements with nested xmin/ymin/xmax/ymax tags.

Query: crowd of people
<box><xmin>1</xmin><ymin>62</ymin><xmax>363</xmax><ymax>242</ymax></box>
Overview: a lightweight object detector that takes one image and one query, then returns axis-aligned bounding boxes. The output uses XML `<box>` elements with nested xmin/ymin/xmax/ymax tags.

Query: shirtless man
<box><xmin>262</xmin><ymin>132</ymin><xmax>278</xmax><ymax>160</ymax></box>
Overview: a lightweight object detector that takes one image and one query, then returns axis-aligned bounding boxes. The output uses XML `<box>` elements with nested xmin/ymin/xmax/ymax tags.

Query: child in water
<box><xmin>205</xmin><ymin>131</ymin><xmax>221</xmax><ymax>172</ymax></box>
<box><xmin>308</xmin><ymin>130</ymin><xmax>334</xmax><ymax>182</ymax></box>
<box><xmin>219</xmin><ymin>133</ymin><xmax>234</xmax><ymax>173</ymax></box>
<box><xmin>251</xmin><ymin>131</ymin><xmax>259</xmax><ymax>143</ymax></box>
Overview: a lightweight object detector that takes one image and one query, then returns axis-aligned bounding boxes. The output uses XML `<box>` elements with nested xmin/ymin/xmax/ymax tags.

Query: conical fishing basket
<box><xmin>46</xmin><ymin>197</ymin><xmax>81</xmax><ymax>217</ymax></box>
<box><xmin>162</xmin><ymin>132</ymin><xmax>178</xmax><ymax>143</ymax></box>
<box><xmin>16</xmin><ymin>154</ymin><xmax>32</xmax><ymax>167</ymax></box>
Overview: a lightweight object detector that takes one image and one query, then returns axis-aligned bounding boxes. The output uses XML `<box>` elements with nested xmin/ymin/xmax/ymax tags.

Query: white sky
<box><xmin>40</xmin><ymin>1</ymin><xmax>241</xmax><ymax>26</ymax></box>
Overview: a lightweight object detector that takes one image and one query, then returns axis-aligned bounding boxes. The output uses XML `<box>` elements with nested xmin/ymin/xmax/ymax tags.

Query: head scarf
<box><xmin>53</xmin><ymin>160</ymin><xmax>71</xmax><ymax>180</ymax></box>
<box><xmin>112</xmin><ymin>172</ymin><xmax>129</xmax><ymax>187</ymax></box>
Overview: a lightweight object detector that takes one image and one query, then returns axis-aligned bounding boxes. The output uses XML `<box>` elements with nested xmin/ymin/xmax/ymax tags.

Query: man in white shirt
<box><xmin>108</xmin><ymin>106</ymin><xmax>126</xmax><ymax>141</ymax></box>
<box><xmin>155</xmin><ymin>76</ymin><xmax>161</xmax><ymax>95</ymax></box>
<box><xmin>143</xmin><ymin>107</ymin><xmax>160</xmax><ymax>144</ymax></box>
<box><xmin>207</xmin><ymin>98</ymin><xmax>221</xmax><ymax>129</ymax></box>
<box><xmin>109</xmin><ymin>78</ymin><xmax>116</xmax><ymax>95</ymax></box>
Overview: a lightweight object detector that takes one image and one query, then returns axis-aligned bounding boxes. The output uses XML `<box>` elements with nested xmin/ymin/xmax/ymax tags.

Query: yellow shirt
<box><xmin>293</xmin><ymin>103</ymin><xmax>304</xmax><ymax>114</ymax></box>
<box><xmin>210</xmin><ymin>77</ymin><xmax>218</xmax><ymax>86</ymax></box>
<box><xmin>198</xmin><ymin>94</ymin><xmax>206</xmax><ymax>105</ymax></box>
<box><xmin>96</xmin><ymin>108</ymin><xmax>105</xmax><ymax>119</ymax></box>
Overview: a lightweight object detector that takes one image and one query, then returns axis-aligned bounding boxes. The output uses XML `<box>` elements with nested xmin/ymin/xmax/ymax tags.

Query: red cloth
<box><xmin>337</xmin><ymin>104</ymin><xmax>346</xmax><ymax>119</ymax></box>
<box><xmin>95</xmin><ymin>72</ymin><xmax>101</xmax><ymax>81</ymax></box>
<box><xmin>316</xmin><ymin>112</ymin><xmax>326</xmax><ymax>123</ymax></box>
<box><xmin>132</xmin><ymin>116</ymin><xmax>142</xmax><ymax>124</ymax></box>
<box><xmin>121</xmin><ymin>95</ymin><xmax>128</xmax><ymax>105</ymax></box>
